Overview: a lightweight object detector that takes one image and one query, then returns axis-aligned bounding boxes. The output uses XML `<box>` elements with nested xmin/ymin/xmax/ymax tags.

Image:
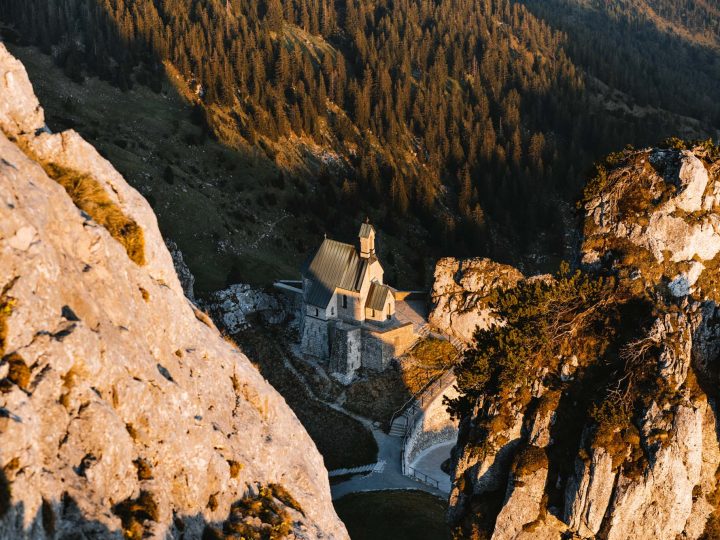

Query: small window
<box><xmin>315</xmin><ymin>308</ymin><xmax>319</xmax><ymax>317</ymax></box>
<box><xmin>342</xmin><ymin>295</ymin><xmax>348</xmax><ymax>309</ymax></box>
<box><xmin>331</xmin><ymin>307</ymin><xmax>335</xmax><ymax>316</ymax></box>
<box><xmin>371</xmin><ymin>309</ymin><xmax>376</xmax><ymax>318</ymax></box>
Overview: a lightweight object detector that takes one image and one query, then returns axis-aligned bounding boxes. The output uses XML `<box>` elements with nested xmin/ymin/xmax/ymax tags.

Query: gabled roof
<box><xmin>359</xmin><ymin>222</ymin><xmax>375</xmax><ymax>239</ymax></box>
<box><xmin>365</xmin><ymin>282</ymin><xmax>393</xmax><ymax>311</ymax></box>
<box><xmin>302</xmin><ymin>238</ymin><xmax>368</xmax><ymax>308</ymax></box>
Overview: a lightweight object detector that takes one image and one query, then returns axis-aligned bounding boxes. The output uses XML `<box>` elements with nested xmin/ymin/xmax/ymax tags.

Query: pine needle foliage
<box><xmin>449</xmin><ymin>264</ymin><xmax>618</xmax><ymax>421</ymax></box>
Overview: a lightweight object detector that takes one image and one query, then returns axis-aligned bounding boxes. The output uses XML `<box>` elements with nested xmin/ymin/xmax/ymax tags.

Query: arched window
<box><xmin>342</xmin><ymin>295</ymin><xmax>348</xmax><ymax>309</ymax></box>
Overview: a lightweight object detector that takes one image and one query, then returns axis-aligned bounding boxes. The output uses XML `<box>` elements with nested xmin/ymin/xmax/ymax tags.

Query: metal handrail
<box><xmin>406</xmin><ymin>465</ymin><xmax>440</xmax><ymax>489</ymax></box>
<box><xmin>388</xmin><ymin>374</ymin><xmax>440</xmax><ymax>430</ymax></box>
<box><xmin>388</xmin><ymin>356</ymin><xmax>460</xmax><ymax>431</ymax></box>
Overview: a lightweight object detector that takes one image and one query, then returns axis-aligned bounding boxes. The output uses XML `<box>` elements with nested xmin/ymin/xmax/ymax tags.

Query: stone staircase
<box><xmin>388</xmin><ymin>404</ymin><xmax>419</xmax><ymax>437</ymax></box>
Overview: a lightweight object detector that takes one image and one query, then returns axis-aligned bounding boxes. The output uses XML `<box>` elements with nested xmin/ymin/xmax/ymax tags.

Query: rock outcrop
<box><xmin>447</xmin><ymin>144</ymin><xmax>720</xmax><ymax>540</ymax></box>
<box><xmin>204</xmin><ymin>284</ymin><xmax>292</xmax><ymax>334</ymax></box>
<box><xmin>429</xmin><ymin>257</ymin><xmax>524</xmax><ymax>344</ymax></box>
<box><xmin>0</xmin><ymin>43</ymin><xmax>347</xmax><ymax>539</ymax></box>
<box><xmin>165</xmin><ymin>239</ymin><xmax>196</xmax><ymax>302</ymax></box>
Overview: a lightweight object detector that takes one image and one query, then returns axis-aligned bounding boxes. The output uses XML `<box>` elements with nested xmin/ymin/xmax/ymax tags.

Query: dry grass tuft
<box><xmin>112</xmin><ymin>490</ymin><xmax>159</xmax><ymax>540</ymax></box>
<box><xmin>139</xmin><ymin>287</ymin><xmax>150</xmax><ymax>302</ymax></box>
<box><xmin>228</xmin><ymin>460</ymin><xmax>244</xmax><ymax>478</ymax></box>
<box><xmin>8</xmin><ymin>132</ymin><xmax>146</xmax><ymax>265</ymax></box>
<box><xmin>512</xmin><ymin>445</ymin><xmax>548</xmax><ymax>479</ymax></box>
<box><xmin>223</xmin><ymin>484</ymin><xmax>298</xmax><ymax>539</ymax></box>
<box><xmin>1</xmin><ymin>353</ymin><xmax>31</xmax><ymax>392</ymax></box>
<box><xmin>267</xmin><ymin>484</ymin><xmax>304</xmax><ymax>516</ymax></box>
<box><xmin>133</xmin><ymin>458</ymin><xmax>153</xmax><ymax>481</ymax></box>
<box><xmin>43</xmin><ymin>163</ymin><xmax>146</xmax><ymax>265</ymax></box>
<box><xmin>0</xmin><ymin>286</ymin><xmax>16</xmax><ymax>357</ymax></box>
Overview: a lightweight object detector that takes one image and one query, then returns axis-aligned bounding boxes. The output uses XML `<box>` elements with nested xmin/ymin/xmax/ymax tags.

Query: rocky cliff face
<box><xmin>446</xmin><ymin>143</ymin><xmax>720</xmax><ymax>539</ymax></box>
<box><xmin>429</xmin><ymin>257</ymin><xmax>525</xmax><ymax>344</ymax></box>
<box><xmin>0</xmin><ymin>43</ymin><xmax>347</xmax><ymax>539</ymax></box>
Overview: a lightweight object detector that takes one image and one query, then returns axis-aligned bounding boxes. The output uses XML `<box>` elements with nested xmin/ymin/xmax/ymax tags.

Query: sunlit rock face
<box><xmin>0</xmin><ymin>43</ymin><xmax>347</xmax><ymax>540</ymax></box>
<box><xmin>429</xmin><ymin>257</ymin><xmax>524</xmax><ymax>344</ymax></box>
<box><xmin>447</xmin><ymin>145</ymin><xmax>720</xmax><ymax>540</ymax></box>
<box><xmin>582</xmin><ymin>146</ymin><xmax>720</xmax><ymax>300</ymax></box>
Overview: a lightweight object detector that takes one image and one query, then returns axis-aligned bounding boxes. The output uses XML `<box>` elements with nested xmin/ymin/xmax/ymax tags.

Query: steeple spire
<box><xmin>358</xmin><ymin>220</ymin><xmax>375</xmax><ymax>258</ymax></box>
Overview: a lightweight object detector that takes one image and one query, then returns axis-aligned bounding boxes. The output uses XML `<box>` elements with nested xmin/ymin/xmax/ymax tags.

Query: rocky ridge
<box><xmin>0</xmin><ymin>43</ymin><xmax>347</xmax><ymax>539</ymax></box>
<box><xmin>446</xmin><ymin>143</ymin><xmax>720</xmax><ymax>539</ymax></box>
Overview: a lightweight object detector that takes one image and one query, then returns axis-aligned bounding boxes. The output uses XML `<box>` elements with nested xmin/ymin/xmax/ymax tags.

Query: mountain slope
<box><xmin>2</xmin><ymin>0</ymin><xmax>716</xmax><ymax>276</ymax></box>
<box><xmin>518</xmin><ymin>0</ymin><xmax>720</xmax><ymax>126</ymax></box>
<box><xmin>0</xmin><ymin>43</ymin><xmax>347</xmax><ymax>539</ymax></box>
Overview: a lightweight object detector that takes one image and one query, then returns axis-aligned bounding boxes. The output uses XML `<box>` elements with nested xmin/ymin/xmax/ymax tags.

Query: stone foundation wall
<box><xmin>362</xmin><ymin>323</ymin><xmax>416</xmax><ymax>371</ymax></box>
<box><xmin>328</xmin><ymin>322</ymin><xmax>362</xmax><ymax>383</ymax></box>
<box><xmin>301</xmin><ymin>313</ymin><xmax>417</xmax><ymax>380</ymax></box>
<box><xmin>301</xmin><ymin>316</ymin><xmax>329</xmax><ymax>359</ymax></box>
<box><xmin>360</xmin><ymin>331</ymin><xmax>392</xmax><ymax>371</ymax></box>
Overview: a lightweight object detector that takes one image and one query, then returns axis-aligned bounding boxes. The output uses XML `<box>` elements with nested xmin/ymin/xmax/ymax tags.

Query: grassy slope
<box><xmin>333</xmin><ymin>491</ymin><xmax>451</xmax><ymax>540</ymax></box>
<box><xmin>9</xmin><ymin>44</ymin><xmax>433</xmax><ymax>295</ymax></box>
<box><xmin>8</xmin><ymin>45</ymin><xmax>327</xmax><ymax>294</ymax></box>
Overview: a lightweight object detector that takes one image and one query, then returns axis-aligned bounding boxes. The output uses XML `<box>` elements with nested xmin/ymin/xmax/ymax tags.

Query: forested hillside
<box><xmin>519</xmin><ymin>0</ymin><xmax>720</xmax><ymax>124</ymax></box>
<box><xmin>0</xmin><ymin>0</ymin><xmax>717</xmax><ymax>279</ymax></box>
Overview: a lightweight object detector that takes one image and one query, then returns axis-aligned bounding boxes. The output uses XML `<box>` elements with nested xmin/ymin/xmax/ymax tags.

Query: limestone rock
<box><xmin>165</xmin><ymin>239</ymin><xmax>196</xmax><ymax>302</ymax></box>
<box><xmin>429</xmin><ymin>257</ymin><xmax>524</xmax><ymax>344</ymax></box>
<box><xmin>564</xmin><ymin>444</ymin><xmax>616</xmax><ymax>537</ymax></box>
<box><xmin>492</xmin><ymin>447</ymin><xmax>548</xmax><ymax>540</ymax></box>
<box><xmin>582</xmin><ymin>147</ymin><xmax>720</xmax><ymax>299</ymax></box>
<box><xmin>0</xmin><ymin>44</ymin><xmax>44</xmax><ymax>135</ymax></box>
<box><xmin>449</xmin><ymin>144</ymin><xmax>720</xmax><ymax>540</ymax></box>
<box><xmin>603</xmin><ymin>404</ymin><xmax>704</xmax><ymax>540</ymax></box>
<box><xmin>205</xmin><ymin>284</ymin><xmax>291</xmax><ymax>334</ymax></box>
<box><xmin>0</xmin><ymin>43</ymin><xmax>347</xmax><ymax>539</ymax></box>
<box><xmin>447</xmin><ymin>408</ymin><xmax>524</xmax><ymax>524</ymax></box>
<box><xmin>528</xmin><ymin>393</ymin><xmax>559</xmax><ymax>448</ymax></box>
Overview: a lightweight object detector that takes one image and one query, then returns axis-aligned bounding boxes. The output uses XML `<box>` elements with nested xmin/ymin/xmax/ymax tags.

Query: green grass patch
<box><xmin>410</xmin><ymin>338</ymin><xmax>458</xmax><ymax>368</ymax></box>
<box><xmin>333</xmin><ymin>491</ymin><xmax>451</xmax><ymax>540</ymax></box>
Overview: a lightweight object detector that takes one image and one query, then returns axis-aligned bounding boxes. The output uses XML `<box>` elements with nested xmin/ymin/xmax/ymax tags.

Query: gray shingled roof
<box><xmin>302</xmin><ymin>238</ymin><xmax>368</xmax><ymax>308</ymax></box>
<box><xmin>359</xmin><ymin>222</ymin><xmax>375</xmax><ymax>239</ymax></box>
<box><xmin>365</xmin><ymin>282</ymin><xmax>393</xmax><ymax>311</ymax></box>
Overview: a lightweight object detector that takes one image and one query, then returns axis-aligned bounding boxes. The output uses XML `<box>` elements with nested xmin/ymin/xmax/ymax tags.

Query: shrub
<box><xmin>450</xmin><ymin>265</ymin><xmax>616</xmax><ymax>419</ymax></box>
<box><xmin>218</xmin><ymin>484</ymin><xmax>300</xmax><ymax>539</ymax></box>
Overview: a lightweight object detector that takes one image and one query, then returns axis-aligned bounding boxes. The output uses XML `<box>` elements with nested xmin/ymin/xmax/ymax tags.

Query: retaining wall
<box><xmin>404</xmin><ymin>378</ymin><xmax>460</xmax><ymax>470</ymax></box>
